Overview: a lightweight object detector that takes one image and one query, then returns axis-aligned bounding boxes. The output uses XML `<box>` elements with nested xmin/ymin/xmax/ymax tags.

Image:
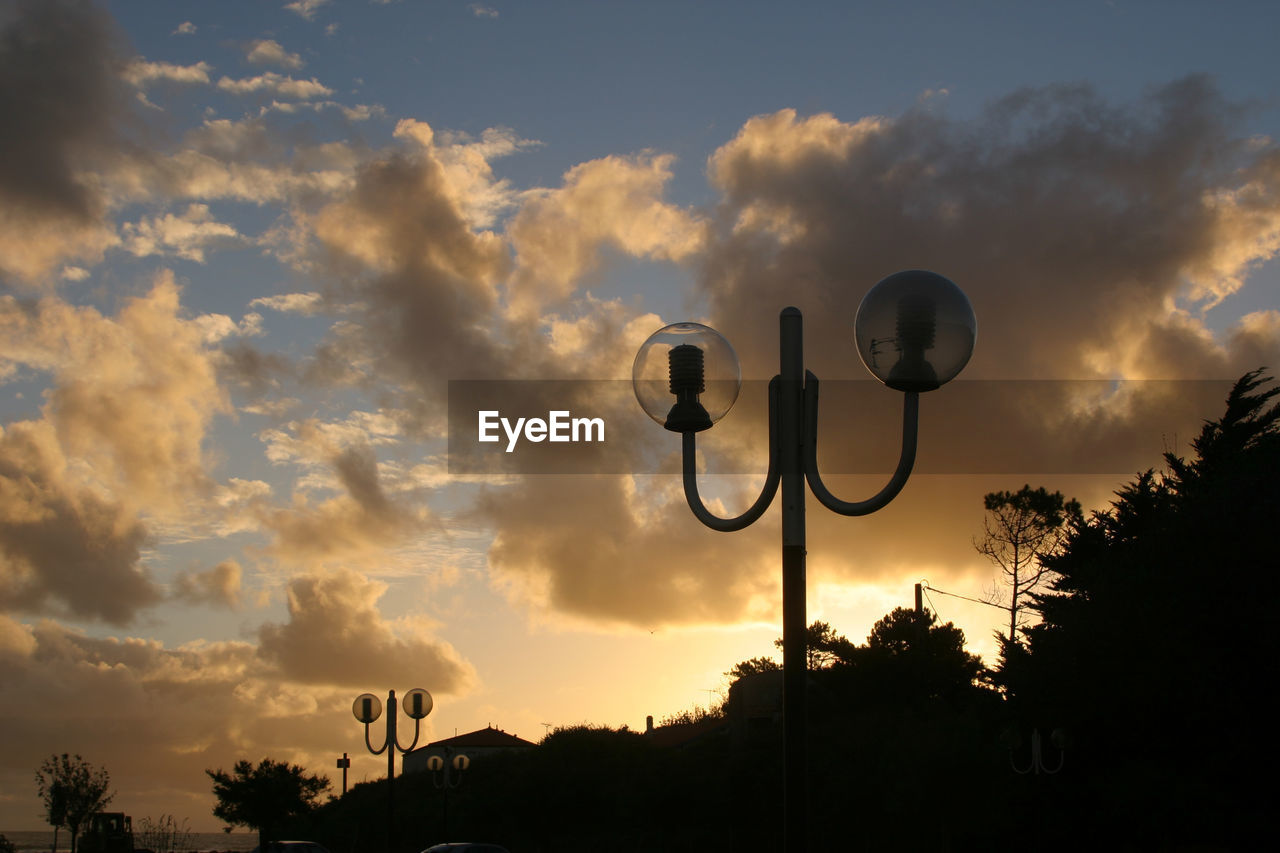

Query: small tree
<box><xmin>974</xmin><ymin>484</ymin><xmax>1080</xmax><ymax>643</ymax></box>
<box><xmin>773</xmin><ymin>620</ymin><xmax>856</xmax><ymax>670</ymax></box>
<box><xmin>207</xmin><ymin>759</ymin><xmax>330</xmax><ymax>850</ymax></box>
<box><xmin>35</xmin><ymin>754</ymin><xmax>114</xmax><ymax>853</ymax></box>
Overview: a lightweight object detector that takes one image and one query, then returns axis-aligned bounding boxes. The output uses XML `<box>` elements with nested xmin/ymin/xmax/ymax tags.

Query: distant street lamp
<box><xmin>633</xmin><ymin>270</ymin><xmax>976</xmax><ymax>853</ymax></box>
<box><xmin>1007</xmin><ymin>728</ymin><xmax>1067</xmax><ymax>775</ymax></box>
<box><xmin>427</xmin><ymin>750</ymin><xmax>471</xmax><ymax>840</ymax></box>
<box><xmin>353</xmin><ymin>688</ymin><xmax>433</xmax><ymax>853</ymax></box>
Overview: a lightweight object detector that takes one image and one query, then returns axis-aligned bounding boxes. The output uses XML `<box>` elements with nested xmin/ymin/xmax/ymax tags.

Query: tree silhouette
<box><xmin>207</xmin><ymin>759</ymin><xmax>330</xmax><ymax>851</ymax></box>
<box><xmin>1007</xmin><ymin>370</ymin><xmax>1279</xmax><ymax>847</ymax></box>
<box><xmin>35</xmin><ymin>754</ymin><xmax>113</xmax><ymax>853</ymax></box>
<box><xmin>975</xmin><ymin>484</ymin><xmax>1080</xmax><ymax>644</ymax></box>
<box><xmin>725</xmin><ymin>655</ymin><xmax>781</xmax><ymax>680</ymax></box>
<box><xmin>772</xmin><ymin>620</ymin><xmax>855</xmax><ymax>670</ymax></box>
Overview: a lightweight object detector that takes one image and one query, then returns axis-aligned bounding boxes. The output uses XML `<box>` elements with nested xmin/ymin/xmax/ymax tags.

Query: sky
<box><xmin>2</xmin><ymin>0</ymin><xmax>1279</xmax><ymax>831</ymax></box>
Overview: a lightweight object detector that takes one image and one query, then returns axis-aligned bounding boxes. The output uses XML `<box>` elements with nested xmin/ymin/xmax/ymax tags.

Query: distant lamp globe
<box><xmin>402</xmin><ymin>688</ymin><xmax>433</xmax><ymax>720</ymax></box>
<box><xmin>632</xmin><ymin>322</ymin><xmax>742</xmax><ymax>432</ymax></box>
<box><xmin>352</xmin><ymin>693</ymin><xmax>382</xmax><ymax>724</ymax></box>
<box><xmin>854</xmin><ymin>269</ymin><xmax>976</xmax><ymax>392</ymax></box>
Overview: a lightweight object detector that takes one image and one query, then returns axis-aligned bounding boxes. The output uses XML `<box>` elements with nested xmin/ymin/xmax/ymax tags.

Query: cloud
<box><xmin>122</xmin><ymin>59</ymin><xmax>213</xmax><ymax>87</ymax></box>
<box><xmin>506</xmin><ymin>152</ymin><xmax>706</xmax><ymax>315</ymax></box>
<box><xmin>702</xmin><ymin>78</ymin><xmax>1280</xmax><ymax>383</ymax></box>
<box><xmin>217</xmin><ymin>72</ymin><xmax>333</xmax><ymax>99</ymax></box>
<box><xmin>256</xmin><ymin>417</ymin><xmax>430</xmax><ymax>568</ymax></box>
<box><xmin>0</xmin><ymin>420</ymin><xmax>159</xmax><ymax>624</ymax></box>
<box><xmin>173</xmin><ymin>560</ymin><xmax>244</xmax><ymax>608</ymax></box>
<box><xmin>0</xmin><ymin>0</ymin><xmax>130</xmax><ymax>282</ymax></box>
<box><xmin>171</xmin><ymin>21</ymin><xmax>196</xmax><ymax>36</ymax></box>
<box><xmin>257</xmin><ymin>567</ymin><xmax>477</xmax><ymax>689</ymax></box>
<box><xmin>469</xmin><ymin>3</ymin><xmax>499</xmax><ymax>18</ymax></box>
<box><xmin>121</xmin><ymin>203</ymin><xmax>244</xmax><ymax>262</ymax></box>
<box><xmin>285</xmin><ymin>0</ymin><xmax>330</xmax><ymax>20</ymax></box>
<box><xmin>246</xmin><ymin>39</ymin><xmax>304</xmax><ymax>69</ymax></box>
<box><xmin>249</xmin><ymin>292</ymin><xmax>325</xmax><ymax>315</ymax></box>
<box><xmin>394</xmin><ymin>119</ymin><xmax>540</xmax><ymax>228</ymax></box>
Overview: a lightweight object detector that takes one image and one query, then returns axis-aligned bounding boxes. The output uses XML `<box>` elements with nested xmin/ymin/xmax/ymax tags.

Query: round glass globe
<box><xmin>352</xmin><ymin>693</ymin><xmax>382</xmax><ymax>724</ymax></box>
<box><xmin>632</xmin><ymin>322</ymin><xmax>741</xmax><ymax>431</ymax></box>
<box><xmin>854</xmin><ymin>270</ymin><xmax>976</xmax><ymax>392</ymax></box>
<box><xmin>402</xmin><ymin>687</ymin><xmax>433</xmax><ymax>720</ymax></box>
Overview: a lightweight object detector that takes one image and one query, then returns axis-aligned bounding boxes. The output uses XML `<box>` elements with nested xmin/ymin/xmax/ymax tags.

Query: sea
<box><xmin>1</xmin><ymin>833</ymin><xmax>260</xmax><ymax>853</ymax></box>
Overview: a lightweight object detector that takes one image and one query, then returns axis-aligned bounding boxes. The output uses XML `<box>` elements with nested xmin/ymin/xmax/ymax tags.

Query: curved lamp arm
<box><xmin>682</xmin><ymin>377</ymin><xmax>780</xmax><ymax>532</ymax></box>
<box><xmin>364</xmin><ymin>723</ymin><xmax>389</xmax><ymax>756</ymax></box>
<box><xmin>804</xmin><ymin>372</ymin><xmax>919</xmax><ymax>516</ymax></box>
<box><xmin>395</xmin><ymin>718</ymin><xmax>422</xmax><ymax>753</ymax></box>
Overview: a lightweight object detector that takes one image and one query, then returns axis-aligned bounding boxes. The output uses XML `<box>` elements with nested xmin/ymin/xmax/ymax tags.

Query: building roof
<box><xmin>425</xmin><ymin>725</ymin><xmax>536</xmax><ymax>749</ymax></box>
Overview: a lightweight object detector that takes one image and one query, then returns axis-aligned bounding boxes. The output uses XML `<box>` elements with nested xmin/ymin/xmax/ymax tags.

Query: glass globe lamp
<box><xmin>854</xmin><ymin>270</ymin><xmax>976</xmax><ymax>392</ymax></box>
<box><xmin>352</xmin><ymin>693</ymin><xmax>382</xmax><ymax>724</ymax></box>
<box><xmin>633</xmin><ymin>322</ymin><xmax>742</xmax><ymax>432</ymax></box>
<box><xmin>402</xmin><ymin>688</ymin><xmax>433</xmax><ymax>720</ymax></box>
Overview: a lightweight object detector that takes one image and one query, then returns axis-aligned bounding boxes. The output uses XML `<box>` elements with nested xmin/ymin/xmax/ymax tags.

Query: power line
<box><xmin>919</xmin><ymin>580</ymin><xmax>1007</xmax><ymax>611</ymax></box>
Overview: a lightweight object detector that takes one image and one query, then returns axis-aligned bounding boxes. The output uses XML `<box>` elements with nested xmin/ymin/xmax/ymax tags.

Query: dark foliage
<box><xmin>207</xmin><ymin>758</ymin><xmax>330</xmax><ymax>851</ymax></box>
<box><xmin>1006</xmin><ymin>369</ymin><xmax>1280</xmax><ymax>849</ymax></box>
<box><xmin>35</xmin><ymin>754</ymin><xmax>113</xmax><ymax>853</ymax></box>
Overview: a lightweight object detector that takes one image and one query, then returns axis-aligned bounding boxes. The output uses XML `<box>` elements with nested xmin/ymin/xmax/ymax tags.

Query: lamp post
<box><xmin>633</xmin><ymin>270</ymin><xmax>976</xmax><ymax>852</ymax></box>
<box><xmin>427</xmin><ymin>750</ymin><xmax>470</xmax><ymax>841</ymax></box>
<box><xmin>1007</xmin><ymin>728</ymin><xmax>1067</xmax><ymax>775</ymax></box>
<box><xmin>352</xmin><ymin>687</ymin><xmax>433</xmax><ymax>853</ymax></box>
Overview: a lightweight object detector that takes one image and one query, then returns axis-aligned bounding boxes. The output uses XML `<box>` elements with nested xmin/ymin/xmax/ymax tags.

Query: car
<box><xmin>251</xmin><ymin>842</ymin><xmax>331</xmax><ymax>853</ymax></box>
<box><xmin>421</xmin><ymin>845</ymin><xmax>510</xmax><ymax>853</ymax></box>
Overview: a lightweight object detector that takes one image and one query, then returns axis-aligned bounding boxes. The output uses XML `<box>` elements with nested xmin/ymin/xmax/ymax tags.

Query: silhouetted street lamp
<box><xmin>1007</xmin><ymin>727</ymin><xmax>1067</xmax><ymax>775</ymax></box>
<box><xmin>427</xmin><ymin>750</ymin><xmax>471</xmax><ymax>840</ymax></box>
<box><xmin>633</xmin><ymin>270</ymin><xmax>976</xmax><ymax>853</ymax></box>
<box><xmin>353</xmin><ymin>688</ymin><xmax>433</xmax><ymax>853</ymax></box>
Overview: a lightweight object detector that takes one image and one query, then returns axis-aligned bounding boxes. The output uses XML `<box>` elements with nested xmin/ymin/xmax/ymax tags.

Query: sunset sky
<box><xmin>3</xmin><ymin>0</ymin><xmax>1279</xmax><ymax>830</ymax></box>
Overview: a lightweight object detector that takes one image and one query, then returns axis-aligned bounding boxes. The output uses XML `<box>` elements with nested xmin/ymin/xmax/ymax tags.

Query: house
<box><xmin>403</xmin><ymin>725</ymin><xmax>536</xmax><ymax>773</ymax></box>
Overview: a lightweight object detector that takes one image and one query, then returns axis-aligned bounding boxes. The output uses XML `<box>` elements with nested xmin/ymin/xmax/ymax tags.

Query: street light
<box><xmin>427</xmin><ymin>751</ymin><xmax>471</xmax><ymax>840</ymax></box>
<box><xmin>633</xmin><ymin>270</ymin><xmax>976</xmax><ymax>853</ymax></box>
<box><xmin>1006</xmin><ymin>728</ymin><xmax>1067</xmax><ymax>775</ymax></box>
<box><xmin>352</xmin><ymin>687</ymin><xmax>433</xmax><ymax>853</ymax></box>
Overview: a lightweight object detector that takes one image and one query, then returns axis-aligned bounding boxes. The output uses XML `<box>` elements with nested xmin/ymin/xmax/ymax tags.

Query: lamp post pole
<box><xmin>635</xmin><ymin>270</ymin><xmax>976</xmax><ymax>853</ymax></box>
<box><xmin>778</xmin><ymin>308</ymin><xmax>808</xmax><ymax>849</ymax></box>
<box><xmin>353</xmin><ymin>688</ymin><xmax>433</xmax><ymax>853</ymax></box>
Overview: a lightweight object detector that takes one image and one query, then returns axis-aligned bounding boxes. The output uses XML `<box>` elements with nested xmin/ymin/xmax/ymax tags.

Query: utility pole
<box><xmin>336</xmin><ymin>753</ymin><xmax>350</xmax><ymax>794</ymax></box>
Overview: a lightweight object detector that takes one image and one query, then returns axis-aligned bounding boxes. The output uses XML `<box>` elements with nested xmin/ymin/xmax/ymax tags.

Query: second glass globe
<box><xmin>632</xmin><ymin>322</ymin><xmax>742</xmax><ymax>432</ymax></box>
<box><xmin>854</xmin><ymin>270</ymin><xmax>976</xmax><ymax>392</ymax></box>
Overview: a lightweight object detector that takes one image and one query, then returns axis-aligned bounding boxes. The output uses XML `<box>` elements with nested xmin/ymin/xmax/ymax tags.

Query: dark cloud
<box><xmin>0</xmin><ymin>0</ymin><xmax>127</xmax><ymax>222</ymax></box>
<box><xmin>0</xmin><ymin>423</ymin><xmax>160</xmax><ymax>624</ymax></box>
<box><xmin>702</xmin><ymin>76</ymin><xmax>1278</xmax><ymax>382</ymax></box>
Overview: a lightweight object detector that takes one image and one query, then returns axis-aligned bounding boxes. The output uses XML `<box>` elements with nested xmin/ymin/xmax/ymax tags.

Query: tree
<box><xmin>974</xmin><ymin>484</ymin><xmax>1080</xmax><ymax>643</ymax></box>
<box><xmin>725</xmin><ymin>655</ymin><xmax>781</xmax><ymax>680</ymax></box>
<box><xmin>206</xmin><ymin>759</ymin><xmax>330</xmax><ymax>850</ymax></box>
<box><xmin>855</xmin><ymin>607</ymin><xmax>989</xmax><ymax>701</ymax></box>
<box><xmin>35</xmin><ymin>754</ymin><xmax>113</xmax><ymax>853</ymax></box>
<box><xmin>773</xmin><ymin>620</ymin><xmax>856</xmax><ymax>670</ymax></box>
<box><xmin>1007</xmin><ymin>371</ymin><xmax>1280</xmax><ymax>847</ymax></box>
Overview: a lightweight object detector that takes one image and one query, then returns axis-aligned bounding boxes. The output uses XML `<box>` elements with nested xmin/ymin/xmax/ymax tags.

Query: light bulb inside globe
<box><xmin>855</xmin><ymin>270</ymin><xmax>976</xmax><ymax>392</ymax></box>
<box><xmin>352</xmin><ymin>693</ymin><xmax>382</xmax><ymax>724</ymax></box>
<box><xmin>633</xmin><ymin>322</ymin><xmax>741</xmax><ymax>431</ymax></box>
